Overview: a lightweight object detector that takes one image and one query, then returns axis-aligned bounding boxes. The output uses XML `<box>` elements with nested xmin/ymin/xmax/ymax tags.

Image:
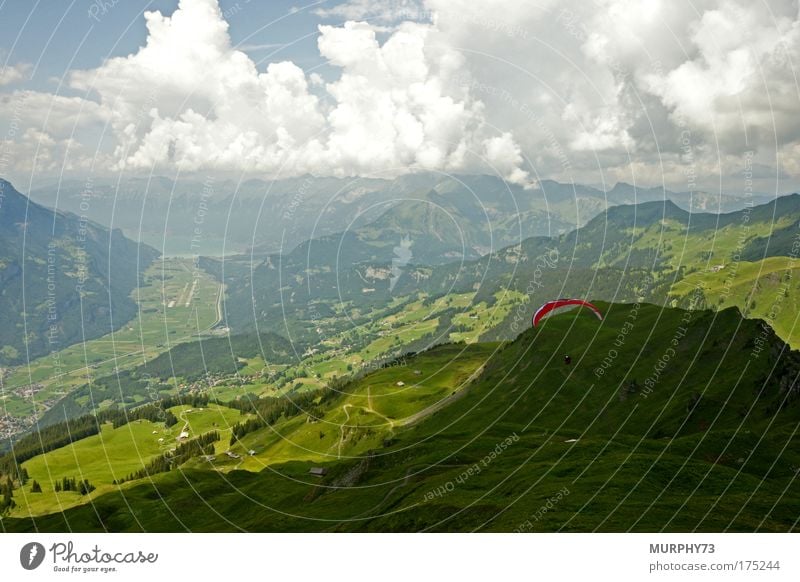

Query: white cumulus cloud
<box><xmin>0</xmin><ymin>62</ymin><xmax>31</xmax><ymax>86</ymax></box>
<box><xmin>59</xmin><ymin>0</ymin><xmax>532</xmax><ymax>184</ymax></box>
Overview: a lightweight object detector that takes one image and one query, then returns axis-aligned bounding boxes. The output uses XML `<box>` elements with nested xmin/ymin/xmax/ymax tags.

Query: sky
<box><xmin>1</xmin><ymin>0</ymin><xmax>799</xmax><ymax>195</ymax></box>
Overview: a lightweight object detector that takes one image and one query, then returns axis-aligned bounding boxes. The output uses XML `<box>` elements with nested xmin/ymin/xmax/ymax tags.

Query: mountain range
<box><xmin>29</xmin><ymin>174</ymin><xmax>773</xmax><ymax>257</ymax></box>
<box><xmin>217</xmin><ymin>190</ymin><xmax>800</xmax><ymax>348</ymax></box>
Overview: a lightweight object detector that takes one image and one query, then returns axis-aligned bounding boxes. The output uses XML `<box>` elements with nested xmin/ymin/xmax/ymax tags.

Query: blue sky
<box><xmin>0</xmin><ymin>0</ymin><xmax>328</xmax><ymax>91</ymax></box>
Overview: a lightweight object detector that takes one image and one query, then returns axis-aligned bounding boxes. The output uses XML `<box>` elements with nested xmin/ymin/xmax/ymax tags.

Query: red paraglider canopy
<box><xmin>532</xmin><ymin>299</ymin><xmax>603</xmax><ymax>327</ymax></box>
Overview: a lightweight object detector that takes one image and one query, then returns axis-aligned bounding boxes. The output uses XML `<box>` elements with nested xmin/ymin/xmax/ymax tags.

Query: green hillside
<box><xmin>218</xmin><ymin>195</ymin><xmax>800</xmax><ymax>358</ymax></box>
<box><xmin>669</xmin><ymin>256</ymin><xmax>800</xmax><ymax>347</ymax></box>
<box><xmin>10</xmin><ymin>195</ymin><xmax>798</xmax><ymax>452</ymax></box>
<box><xmin>416</xmin><ymin>196</ymin><xmax>800</xmax><ymax>346</ymax></box>
<box><xmin>3</xmin><ymin>302</ymin><xmax>798</xmax><ymax>532</ymax></box>
<box><xmin>9</xmin><ymin>403</ymin><xmax>247</xmax><ymax>517</ymax></box>
<box><xmin>0</xmin><ymin>180</ymin><xmax>159</xmax><ymax>366</ymax></box>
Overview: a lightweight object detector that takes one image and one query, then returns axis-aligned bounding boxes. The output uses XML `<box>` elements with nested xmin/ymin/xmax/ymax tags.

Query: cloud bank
<box><xmin>2</xmin><ymin>0</ymin><xmax>799</xmax><ymax>191</ymax></box>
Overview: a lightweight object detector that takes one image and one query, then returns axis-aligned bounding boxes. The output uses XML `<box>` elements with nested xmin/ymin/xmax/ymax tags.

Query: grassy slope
<box><xmin>469</xmin><ymin>198</ymin><xmax>800</xmax><ymax>349</ymax></box>
<box><xmin>603</xmin><ymin>214</ymin><xmax>794</xmax><ymax>271</ymax></box>
<box><xmin>9</xmin><ymin>404</ymin><xmax>247</xmax><ymax>517</ymax></box>
<box><xmin>669</xmin><ymin>256</ymin><xmax>800</xmax><ymax>347</ymax></box>
<box><xmin>4</xmin><ymin>302</ymin><xmax>799</xmax><ymax>532</ymax></box>
<box><xmin>231</xmin><ymin>343</ymin><xmax>496</xmax><ymax>469</ymax></box>
<box><xmin>6</xmin><ymin>344</ymin><xmax>494</xmax><ymax>518</ymax></box>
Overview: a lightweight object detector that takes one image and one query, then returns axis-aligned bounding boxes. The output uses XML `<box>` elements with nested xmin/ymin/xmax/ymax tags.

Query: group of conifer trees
<box><xmin>115</xmin><ymin>430</ymin><xmax>220</xmax><ymax>484</ymax></box>
<box><xmin>228</xmin><ymin>389</ymin><xmax>331</xmax><ymax>444</ymax></box>
<box><xmin>53</xmin><ymin>476</ymin><xmax>96</xmax><ymax>495</ymax></box>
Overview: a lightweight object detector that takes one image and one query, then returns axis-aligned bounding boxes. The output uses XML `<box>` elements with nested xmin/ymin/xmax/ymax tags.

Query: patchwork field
<box><xmin>1</xmin><ymin>258</ymin><xmax>222</xmax><ymax>419</ymax></box>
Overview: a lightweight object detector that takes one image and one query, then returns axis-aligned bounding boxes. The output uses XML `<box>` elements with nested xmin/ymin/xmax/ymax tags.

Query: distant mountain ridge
<box><xmin>29</xmin><ymin>174</ymin><xmax>773</xmax><ymax>257</ymax></box>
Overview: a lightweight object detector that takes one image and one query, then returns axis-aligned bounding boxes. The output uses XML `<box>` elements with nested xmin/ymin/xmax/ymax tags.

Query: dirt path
<box><xmin>336</xmin><ymin>394</ymin><xmax>396</xmax><ymax>459</ymax></box>
<box><xmin>334</xmin><ymin>364</ymin><xmax>485</xmax><ymax>461</ymax></box>
<box><xmin>337</xmin><ymin>404</ymin><xmax>353</xmax><ymax>459</ymax></box>
<box><xmin>365</xmin><ymin>386</ymin><xmax>394</xmax><ymax>427</ymax></box>
<box><xmin>396</xmin><ymin>365</ymin><xmax>485</xmax><ymax>428</ymax></box>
